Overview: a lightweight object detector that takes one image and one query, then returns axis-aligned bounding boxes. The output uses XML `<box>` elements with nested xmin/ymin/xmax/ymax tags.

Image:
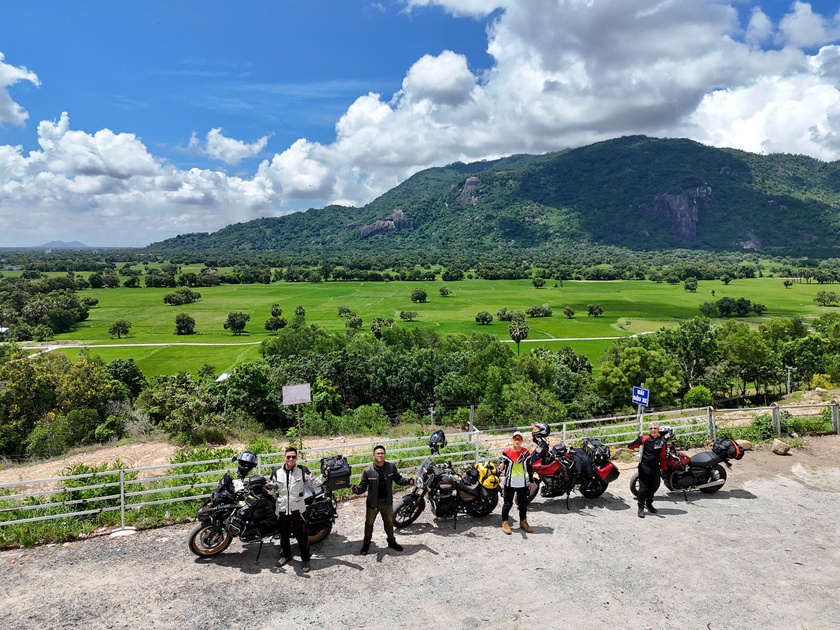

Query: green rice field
<box><xmin>24</xmin><ymin>275</ymin><xmax>833</xmax><ymax>377</ymax></box>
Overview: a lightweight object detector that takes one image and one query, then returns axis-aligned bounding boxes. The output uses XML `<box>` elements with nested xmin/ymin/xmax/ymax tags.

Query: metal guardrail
<box><xmin>2</xmin><ymin>402</ymin><xmax>838</xmax><ymax>531</ymax></box>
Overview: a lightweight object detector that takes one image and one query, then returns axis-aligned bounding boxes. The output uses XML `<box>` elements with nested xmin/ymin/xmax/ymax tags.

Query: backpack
<box><xmin>712</xmin><ymin>438</ymin><xmax>744</xmax><ymax>460</ymax></box>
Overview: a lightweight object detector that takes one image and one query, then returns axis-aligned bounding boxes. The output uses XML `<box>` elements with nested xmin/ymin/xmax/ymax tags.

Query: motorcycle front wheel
<box><xmin>308</xmin><ymin>522</ymin><xmax>333</xmax><ymax>544</ymax></box>
<box><xmin>629</xmin><ymin>472</ymin><xmax>640</xmax><ymax>497</ymax></box>
<box><xmin>394</xmin><ymin>495</ymin><xmax>425</xmax><ymax>528</ymax></box>
<box><xmin>465</xmin><ymin>490</ymin><xmax>499</xmax><ymax>517</ymax></box>
<box><xmin>188</xmin><ymin>519</ymin><xmax>233</xmax><ymax>557</ymax></box>
<box><xmin>699</xmin><ymin>464</ymin><xmax>727</xmax><ymax>494</ymax></box>
<box><xmin>579</xmin><ymin>478</ymin><xmax>608</xmax><ymax>499</ymax></box>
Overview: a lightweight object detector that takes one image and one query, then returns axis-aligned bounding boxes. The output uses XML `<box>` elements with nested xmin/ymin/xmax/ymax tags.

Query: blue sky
<box><xmin>1</xmin><ymin>0</ymin><xmax>840</xmax><ymax>247</ymax></box>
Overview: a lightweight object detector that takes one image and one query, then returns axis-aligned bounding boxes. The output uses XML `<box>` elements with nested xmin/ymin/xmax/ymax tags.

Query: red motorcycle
<box><xmin>527</xmin><ymin>423</ymin><xmax>620</xmax><ymax>506</ymax></box>
<box><xmin>629</xmin><ymin>436</ymin><xmax>744</xmax><ymax>498</ymax></box>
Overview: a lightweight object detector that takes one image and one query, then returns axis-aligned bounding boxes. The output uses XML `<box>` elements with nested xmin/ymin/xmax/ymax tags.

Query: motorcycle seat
<box><xmin>690</xmin><ymin>451</ymin><xmax>722</xmax><ymax>467</ymax></box>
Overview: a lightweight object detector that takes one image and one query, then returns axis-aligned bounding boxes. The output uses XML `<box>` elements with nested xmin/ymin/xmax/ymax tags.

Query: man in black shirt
<box><xmin>352</xmin><ymin>444</ymin><xmax>413</xmax><ymax>555</ymax></box>
<box><xmin>628</xmin><ymin>423</ymin><xmax>669</xmax><ymax>518</ymax></box>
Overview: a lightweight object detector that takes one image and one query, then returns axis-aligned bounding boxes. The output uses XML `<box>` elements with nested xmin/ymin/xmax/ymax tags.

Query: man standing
<box><xmin>498</xmin><ymin>431</ymin><xmax>535</xmax><ymax>534</ymax></box>
<box><xmin>268</xmin><ymin>446</ymin><xmax>321</xmax><ymax>572</ymax></box>
<box><xmin>352</xmin><ymin>444</ymin><xmax>413</xmax><ymax>555</ymax></box>
<box><xmin>628</xmin><ymin>423</ymin><xmax>669</xmax><ymax>518</ymax></box>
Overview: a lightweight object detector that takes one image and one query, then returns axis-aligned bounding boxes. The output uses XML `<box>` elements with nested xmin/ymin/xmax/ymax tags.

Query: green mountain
<box><xmin>146</xmin><ymin>136</ymin><xmax>840</xmax><ymax>257</ymax></box>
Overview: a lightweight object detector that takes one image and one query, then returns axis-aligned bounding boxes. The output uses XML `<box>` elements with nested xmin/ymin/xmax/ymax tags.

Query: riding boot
<box><xmin>519</xmin><ymin>519</ymin><xmax>533</xmax><ymax>533</ymax></box>
<box><xmin>502</xmin><ymin>520</ymin><xmax>512</xmax><ymax>535</ymax></box>
<box><xmin>637</xmin><ymin>505</ymin><xmax>645</xmax><ymax>518</ymax></box>
<box><xmin>646</xmin><ymin>504</ymin><xmax>658</xmax><ymax>514</ymax></box>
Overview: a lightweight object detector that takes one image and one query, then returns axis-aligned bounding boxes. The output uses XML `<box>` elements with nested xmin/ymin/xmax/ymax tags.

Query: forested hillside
<box><xmin>146</xmin><ymin>136</ymin><xmax>840</xmax><ymax>257</ymax></box>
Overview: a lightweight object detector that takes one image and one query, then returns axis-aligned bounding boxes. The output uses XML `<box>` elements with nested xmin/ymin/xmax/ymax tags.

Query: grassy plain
<box><xmin>27</xmin><ymin>275</ymin><xmax>833</xmax><ymax>377</ymax></box>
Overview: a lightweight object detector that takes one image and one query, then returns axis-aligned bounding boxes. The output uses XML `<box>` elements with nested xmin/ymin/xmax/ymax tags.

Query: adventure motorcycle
<box><xmin>527</xmin><ymin>423</ymin><xmax>620</xmax><ymax>506</ymax></box>
<box><xmin>394</xmin><ymin>430</ymin><xmax>500</xmax><ymax>529</ymax></box>
<box><xmin>187</xmin><ymin>452</ymin><xmax>342</xmax><ymax>559</ymax></box>
<box><xmin>629</xmin><ymin>437</ymin><xmax>744</xmax><ymax>498</ymax></box>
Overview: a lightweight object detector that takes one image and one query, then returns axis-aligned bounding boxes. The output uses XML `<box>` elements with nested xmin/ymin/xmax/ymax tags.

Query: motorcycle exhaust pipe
<box><xmin>695</xmin><ymin>479</ymin><xmax>725</xmax><ymax>490</ymax></box>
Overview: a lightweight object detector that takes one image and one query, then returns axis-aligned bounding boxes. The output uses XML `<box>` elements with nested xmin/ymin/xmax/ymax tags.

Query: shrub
<box><xmin>475</xmin><ymin>311</ymin><xmax>493</xmax><ymax>325</ymax></box>
<box><xmin>813</xmin><ymin>373</ymin><xmax>833</xmax><ymax>389</ymax></box>
<box><xmin>683</xmin><ymin>385</ymin><xmax>713</xmax><ymax>408</ymax></box>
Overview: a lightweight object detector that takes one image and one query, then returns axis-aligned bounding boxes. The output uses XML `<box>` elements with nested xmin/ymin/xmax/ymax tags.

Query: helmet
<box><xmin>236</xmin><ymin>451</ymin><xmax>258</xmax><ymax>478</ymax></box>
<box><xmin>531</xmin><ymin>422</ymin><xmax>550</xmax><ymax>439</ymax></box>
<box><xmin>428</xmin><ymin>429</ymin><xmax>447</xmax><ymax>453</ymax></box>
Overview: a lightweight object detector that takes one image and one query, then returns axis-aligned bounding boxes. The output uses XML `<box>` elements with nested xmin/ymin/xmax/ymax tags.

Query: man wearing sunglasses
<box><xmin>268</xmin><ymin>446</ymin><xmax>322</xmax><ymax>572</ymax></box>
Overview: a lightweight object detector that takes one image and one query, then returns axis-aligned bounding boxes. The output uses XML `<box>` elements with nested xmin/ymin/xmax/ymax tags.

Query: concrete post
<box><xmin>708</xmin><ymin>407</ymin><xmax>717</xmax><ymax>442</ymax></box>
<box><xmin>771</xmin><ymin>402</ymin><xmax>781</xmax><ymax>435</ymax></box>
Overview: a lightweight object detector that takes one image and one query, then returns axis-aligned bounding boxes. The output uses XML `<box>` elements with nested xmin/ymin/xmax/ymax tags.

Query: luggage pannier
<box><xmin>320</xmin><ymin>456</ymin><xmax>352</xmax><ymax>491</ymax></box>
<box><xmin>581</xmin><ymin>437</ymin><xmax>611</xmax><ymax>466</ymax></box>
<box><xmin>475</xmin><ymin>461</ymin><xmax>500</xmax><ymax>490</ymax></box>
<box><xmin>306</xmin><ymin>499</ymin><xmax>336</xmax><ymax>528</ymax></box>
<box><xmin>712</xmin><ymin>438</ymin><xmax>744</xmax><ymax>460</ymax></box>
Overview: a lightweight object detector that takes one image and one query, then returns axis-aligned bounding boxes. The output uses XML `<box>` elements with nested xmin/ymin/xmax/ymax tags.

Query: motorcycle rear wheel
<box><xmin>308</xmin><ymin>522</ymin><xmax>332</xmax><ymax>544</ymax></box>
<box><xmin>629</xmin><ymin>472</ymin><xmax>640</xmax><ymax>497</ymax></box>
<box><xmin>699</xmin><ymin>464</ymin><xmax>727</xmax><ymax>494</ymax></box>
<box><xmin>465</xmin><ymin>491</ymin><xmax>499</xmax><ymax>517</ymax></box>
<box><xmin>188</xmin><ymin>519</ymin><xmax>233</xmax><ymax>557</ymax></box>
<box><xmin>394</xmin><ymin>496</ymin><xmax>425</xmax><ymax>528</ymax></box>
<box><xmin>579</xmin><ymin>478</ymin><xmax>607</xmax><ymax>499</ymax></box>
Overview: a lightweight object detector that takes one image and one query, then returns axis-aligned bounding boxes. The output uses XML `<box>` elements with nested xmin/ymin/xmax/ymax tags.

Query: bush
<box><xmin>683</xmin><ymin>385</ymin><xmax>713</xmax><ymax>408</ymax></box>
<box><xmin>813</xmin><ymin>373</ymin><xmax>833</xmax><ymax>389</ymax></box>
<box><xmin>175</xmin><ymin>313</ymin><xmax>196</xmax><ymax>335</ymax></box>
<box><xmin>94</xmin><ymin>414</ymin><xmax>126</xmax><ymax>443</ymax></box>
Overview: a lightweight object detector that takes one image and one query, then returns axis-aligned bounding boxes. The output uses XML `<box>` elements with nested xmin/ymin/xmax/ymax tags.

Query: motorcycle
<box><xmin>527</xmin><ymin>423</ymin><xmax>620</xmax><ymax>507</ymax></box>
<box><xmin>394</xmin><ymin>430</ymin><xmax>500</xmax><ymax>529</ymax></box>
<box><xmin>188</xmin><ymin>453</ymin><xmax>340</xmax><ymax>559</ymax></box>
<box><xmin>629</xmin><ymin>436</ymin><xmax>744</xmax><ymax>499</ymax></box>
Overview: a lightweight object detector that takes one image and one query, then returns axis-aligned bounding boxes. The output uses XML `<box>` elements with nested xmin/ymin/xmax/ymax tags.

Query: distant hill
<box><xmin>38</xmin><ymin>241</ymin><xmax>91</xmax><ymax>249</ymax></box>
<box><xmin>146</xmin><ymin>136</ymin><xmax>840</xmax><ymax>257</ymax></box>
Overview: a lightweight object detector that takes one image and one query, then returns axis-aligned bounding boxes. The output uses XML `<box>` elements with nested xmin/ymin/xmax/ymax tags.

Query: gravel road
<box><xmin>3</xmin><ymin>438</ymin><xmax>840</xmax><ymax>630</ymax></box>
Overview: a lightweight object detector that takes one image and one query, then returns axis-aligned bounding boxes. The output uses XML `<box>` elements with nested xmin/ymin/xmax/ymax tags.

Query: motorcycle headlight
<box><xmin>416</xmin><ymin>474</ymin><xmax>423</xmax><ymax>488</ymax></box>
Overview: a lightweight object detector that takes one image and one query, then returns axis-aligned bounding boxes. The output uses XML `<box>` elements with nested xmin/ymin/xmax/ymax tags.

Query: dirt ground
<box><xmin>2</xmin><ymin>435</ymin><xmax>840</xmax><ymax>629</ymax></box>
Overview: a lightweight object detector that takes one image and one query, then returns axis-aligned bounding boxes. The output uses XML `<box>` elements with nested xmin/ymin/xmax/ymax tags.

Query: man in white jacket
<box><xmin>268</xmin><ymin>446</ymin><xmax>322</xmax><ymax>572</ymax></box>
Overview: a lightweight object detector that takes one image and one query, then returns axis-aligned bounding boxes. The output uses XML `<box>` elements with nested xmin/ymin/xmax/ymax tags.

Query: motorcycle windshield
<box><xmin>419</xmin><ymin>458</ymin><xmax>438</xmax><ymax>485</ymax></box>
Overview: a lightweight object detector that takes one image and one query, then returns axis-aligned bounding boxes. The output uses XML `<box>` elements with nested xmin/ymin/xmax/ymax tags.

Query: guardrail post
<box><xmin>257</xmin><ymin>454</ymin><xmax>263</xmax><ymax>477</ymax></box>
<box><xmin>832</xmin><ymin>399</ymin><xmax>839</xmax><ymax>435</ymax></box>
<box><xmin>120</xmin><ymin>469</ymin><xmax>125</xmax><ymax>529</ymax></box>
<box><xmin>708</xmin><ymin>407</ymin><xmax>717</xmax><ymax>442</ymax></box>
<box><xmin>562</xmin><ymin>422</ymin><xmax>567</xmax><ymax>443</ymax></box>
<box><xmin>771</xmin><ymin>402</ymin><xmax>781</xmax><ymax>435</ymax></box>
<box><xmin>474</xmin><ymin>427</ymin><xmax>480</xmax><ymax>464</ymax></box>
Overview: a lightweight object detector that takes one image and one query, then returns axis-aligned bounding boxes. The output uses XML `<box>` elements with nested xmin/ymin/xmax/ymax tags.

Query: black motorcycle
<box><xmin>393</xmin><ymin>430</ymin><xmax>500</xmax><ymax>529</ymax></box>
<box><xmin>188</xmin><ymin>453</ymin><xmax>341</xmax><ymax>558</ymax></box>
<box><xmin>629</xmin><ymin>437</ymin><xmax>745</xmax><ymax>499</ymax></box>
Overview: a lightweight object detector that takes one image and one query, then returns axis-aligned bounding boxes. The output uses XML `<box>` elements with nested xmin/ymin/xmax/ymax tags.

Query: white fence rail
<box><xmin>2</xmin><ymin>402</ymin><xmax>838</xmax><ymax>531</ymax></box>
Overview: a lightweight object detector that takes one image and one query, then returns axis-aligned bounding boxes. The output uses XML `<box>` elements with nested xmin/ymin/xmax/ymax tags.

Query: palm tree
<box><xmin>508</xmin><ymin>320</ymin><xmax>529</xmax><ymax>356</ymax></box>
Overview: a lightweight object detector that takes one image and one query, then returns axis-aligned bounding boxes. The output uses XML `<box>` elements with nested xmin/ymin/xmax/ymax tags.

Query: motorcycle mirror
<box><xmin>231</xmin><ymin>455</ymin><xmax>238</xmax><ymax>462</ymax></box>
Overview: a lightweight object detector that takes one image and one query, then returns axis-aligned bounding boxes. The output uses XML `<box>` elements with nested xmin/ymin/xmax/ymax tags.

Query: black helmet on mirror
<box><xmin>237</xmin><ymin>451</ymin><xmax>258</xmax><ymax>478</ymax></box>
<box><xmin>531</xmin><ymin>422</ymin><xmax>550</xmax><ymax>440</ymax></box>
<box><xmin>428</xmin><ymin>429</ymin><xmax>447</xmax><ymax>453</ymax></box>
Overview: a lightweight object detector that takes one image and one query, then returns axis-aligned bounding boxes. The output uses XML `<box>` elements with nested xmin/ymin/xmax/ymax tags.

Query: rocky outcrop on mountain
<box><xmin>738</xmin><ymin>230</ymin><xmax>763</xmax><ymax>250</ymax></box>
<box><xmin>358</xmin><ymin>210</ymin><xmax>413</xmax><ymax>239</ymax></box>
<box><xmin>643</xmin><ymin>185</ymin><xmax>714</xmax><ymax>243</ymax></box>
<box><xmin>457</xmin><ymin>177</ymin><xmax>482</xmax><ymax>205</ymax></box>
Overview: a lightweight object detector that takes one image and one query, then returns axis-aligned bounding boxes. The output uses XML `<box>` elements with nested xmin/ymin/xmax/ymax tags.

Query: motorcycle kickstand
<box><xmin>255</xmin><ymin>539</ymin><xmax>264</xmax><ymax>564</ymax></box>
<box><xmin>565</xmin><ymin>492</ymin><xmax>571</xmax><ymax>510</ymax></box>
<box><xmin>682</xmin><ymin>489</ymin><xmax>689</xmax><ymax>503</ymax></box>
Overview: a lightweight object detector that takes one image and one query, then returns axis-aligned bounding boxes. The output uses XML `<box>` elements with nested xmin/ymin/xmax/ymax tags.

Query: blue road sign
<box><xmin>632</xmin><ymin>386</ymin><xmax>650</xmax><ymax>406</ymax></box>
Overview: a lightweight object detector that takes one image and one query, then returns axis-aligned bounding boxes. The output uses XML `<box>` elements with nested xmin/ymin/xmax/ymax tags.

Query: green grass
<box><xmin>30</xmin><ymin>276</ymin><xmax>839</xmax><ymax>376</ymax></box>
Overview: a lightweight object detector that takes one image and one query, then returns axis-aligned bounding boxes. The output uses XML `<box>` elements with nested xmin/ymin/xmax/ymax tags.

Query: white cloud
<box><xmin>778</xmin><ymin>1</ymin><xmax>840</xmax><ymax>48</ymax></box>
<box><xmin>0</xmin><ymin>113</ymin><xmax>280</xmax><ymax>246</ymax></box>
<box><xmin>0</xmin><ymin>52</ymin><xmax>40</xmax><ymax>126</ymax></box>
<box><xmin>186</xmin><ymin>128</ymin><xmax>270</xmax><ymax>165</ymax></box>
<box><xmin>746</xmin><ymin>7</ymin><xmax>774</xmax><ymax>47</ymax></box>
<box><xmin>204</xmin><ymin>128</ymin><xmax>270</xmax><ymax>165</ymax></box>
